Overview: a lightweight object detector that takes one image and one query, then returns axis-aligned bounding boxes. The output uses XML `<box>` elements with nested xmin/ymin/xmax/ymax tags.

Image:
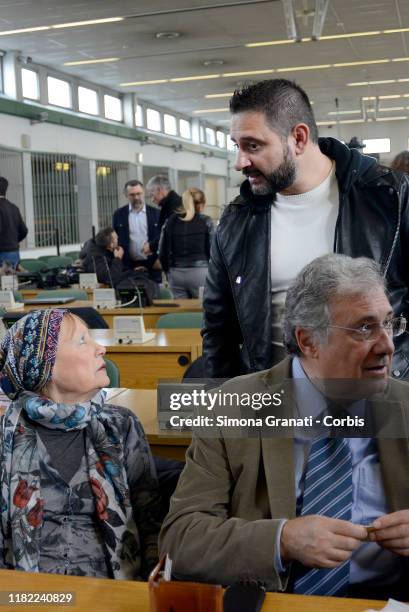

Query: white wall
<box><xmin>0</xmin><ymin>113</ymin><xmax>228</xmax><ymax>177</ymax></box>
<box><xmin>318</xmin><ymin>119</ymin><xmax>409</xmax><ymax>165</ymax></box>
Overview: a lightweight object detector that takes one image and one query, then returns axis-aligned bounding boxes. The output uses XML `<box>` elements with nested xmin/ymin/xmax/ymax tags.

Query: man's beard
<box><xmin>245</xmin><ymin>148</ymin><xmax>296</xmax><ymax>196</ymax></box>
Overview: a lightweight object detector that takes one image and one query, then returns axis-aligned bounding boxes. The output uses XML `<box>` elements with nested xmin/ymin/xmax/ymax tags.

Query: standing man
<box><xmin>202</xmin><ymin>78</ymin><xmax>409</xmax><ymax>380</ymax></box>
<box><xmin>113</xmin><ymin>180</ymin><xmax>161</xmax><ymax>283</ymax></box>
<box><xmin>146</xmin><ymin>175</ymin><xmax>182</xmax><ymax>233</ymax></box>
<box><xmin>0</xmin><ymin>176</ymin><xmax>28</xmax><ymax>268</ymax></box>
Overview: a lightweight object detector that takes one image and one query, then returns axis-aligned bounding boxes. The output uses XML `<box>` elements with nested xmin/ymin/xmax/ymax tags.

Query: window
<box><xmin>78</xmin><ymin>86</ymin><xmax>98</xmax><ymax>115</ymax></box>
<box><xmin>22</xmin><ymin>68</ymin><xmax>39</xmax><ymax>100</ymax></box>
<box><xmin>47</xmin><ymin>76</ymin><xmax>71</xmax><ymax>108</ymax></box>
<box><xmin>164</xmin><ymin>113</ymin><xmax>177</xmax><ymax>136</ymax></box>
<box><xmin>180</xmin><ymin>118</ymin><xmax>191</xmax><ymax>140</ymax></box>
<box><xmin>206</xmin><ymin>127</ymin><xmax>216</xmax><ymax>146</ymax></box>
<box><xmin>363</xmin><ymin>138</ymin><xmax>391</xmax><ymax>154</ymax></box>
<box><xmin>147</xmin><ymin>108</ymin><xmax>161</xmax><ymax>131</ymax></box>
<box><xmin>104</xmin><ymin>94</ymin><xmax>122</xmax><ymax>121</ymax></box>
<box><xmin>135</xmin><ymin>104</ymin><xmax>144</xmax><ymax>127</ymax></box>
<box><xmin>199</xmin><ymin>124</ymin><xmax>205</xmax><ymax>143</ymax></box>
<box><xmin>226</xmin><ymin>135</ymin><xmax>236</xmax><ymax>151</ymax></box>
<box><xmin>216</xmin><ymin>130</ymin><xmax>226</xmax><ymax>148</ymax></box>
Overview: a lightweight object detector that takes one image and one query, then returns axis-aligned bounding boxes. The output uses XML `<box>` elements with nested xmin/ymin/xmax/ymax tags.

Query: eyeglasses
<box><xmin>328</xmin><ymin>316</ymin><xmax>407</xmax><ymax>342</ymax></box>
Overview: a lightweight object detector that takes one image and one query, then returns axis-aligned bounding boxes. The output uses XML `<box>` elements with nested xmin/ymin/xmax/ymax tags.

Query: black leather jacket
<box><xmin>202</xmin><ymin>137</ymin><xmax>409</xmax><ymax>380</ymax></box>
<box><xmin>159</xmin><ymin>213</ymin><xmax>214</xmax><ymax>272</ymax></box>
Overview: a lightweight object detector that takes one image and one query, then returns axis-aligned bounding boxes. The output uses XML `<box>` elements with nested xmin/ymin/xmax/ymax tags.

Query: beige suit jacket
<box><xmin>159</xmin><ymin>357</ymin><xmax>409</xmax><ymax>590</ymax></box>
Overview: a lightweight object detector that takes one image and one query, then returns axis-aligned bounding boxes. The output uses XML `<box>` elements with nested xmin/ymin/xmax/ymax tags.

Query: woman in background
<box><xmin>0</xmin><ymin>309</ymin><xmax>162</xmax><ymax>578</ymax></box>
<box><xmin>391</xmin><ymin>150</ymin><xmax>409</xmax><ymax>173</ymax></box>
<box><xmin>159</xmin><ymin>187</ymin><xmax>214</xmax><ymax>298</ymax></box>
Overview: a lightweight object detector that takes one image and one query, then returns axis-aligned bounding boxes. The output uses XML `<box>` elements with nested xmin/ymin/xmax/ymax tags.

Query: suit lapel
<box><xmin>260</xmin><ymin>358</ymin><xmax>297</xmax><ymax>519</ymax></box>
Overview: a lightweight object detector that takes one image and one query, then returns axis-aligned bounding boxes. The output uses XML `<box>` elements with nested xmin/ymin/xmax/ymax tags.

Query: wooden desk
<box><xmin>106</xmin><ymin>388</ymin><xmax>190</xmax><ymax>461</ymax></box>
<box><xmin>0</xmin><ymin>570</ymin><xmax>386</xmax><ymax>611</ymax></box>
<box><xmin>91</xmin><ymin>329</ymin><xmax>202</xmax><ymax>389</ymax></box>
<box><xmin>18</xmin><ymin>298</ymin><xmax>202</xmax><ymax>329</ymax></box>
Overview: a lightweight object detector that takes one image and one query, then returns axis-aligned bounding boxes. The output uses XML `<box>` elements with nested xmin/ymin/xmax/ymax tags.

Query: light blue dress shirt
<box><xmin>128</xmin><ymin>203</ymin><xmax>148</xmax><ymax>261</ymax></box>
<box><xmin>274</xmin><ymin>357</ymin><xmax>403</xmax><ymax>586</ymax></box>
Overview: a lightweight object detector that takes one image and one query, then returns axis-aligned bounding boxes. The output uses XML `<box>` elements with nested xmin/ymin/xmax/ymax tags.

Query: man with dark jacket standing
<box><xmin>0</xmin><ymin>176</ymin><xmax>28</xmax><ymax>268</ymax></box>
<box><xmin>203</xmin><ymin>78</ymin><xmax>409</xmax><ymax>380</ymax></box>
<box><xmin>146</xmin><ymin>175</ymin><xmax>182</xmax><ymax>237</ymax></box>
<box><xmin>112</xmin><ymin>180</ymin><xmax>161</xmax><ymax>283</ymax></box>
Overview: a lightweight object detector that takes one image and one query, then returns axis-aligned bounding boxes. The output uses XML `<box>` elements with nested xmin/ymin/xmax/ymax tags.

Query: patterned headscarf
<box><xmin>0</xmin><ymin>309</ymin><xmax>67</xmax><ymax>399</ymax></box>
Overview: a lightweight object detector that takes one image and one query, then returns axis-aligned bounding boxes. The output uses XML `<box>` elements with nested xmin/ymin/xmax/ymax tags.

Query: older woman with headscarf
<box><xmin>0</xmin><ymin>309</ymin><xmax>163</xmax><ymax>578</ymax></box>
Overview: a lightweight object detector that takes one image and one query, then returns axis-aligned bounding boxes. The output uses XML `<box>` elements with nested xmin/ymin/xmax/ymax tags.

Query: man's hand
<box><xmin>281</xmin><ymin>515</ymin><xmax>367</xmax><ymax>568</ymax></box>
<box><xmin>114</xmin><ymin>246</ymin><xmax>124</xmax><ymax>259</ymax></box>
<box><xmin>368</xmin><ymin>510</ymin><xmax>409</xmax><ymax>556</ymax></box>
<box><xmin>142</xmin><ymin>242</ymin><xmax>152</xmax><ymax>256</ymax></box>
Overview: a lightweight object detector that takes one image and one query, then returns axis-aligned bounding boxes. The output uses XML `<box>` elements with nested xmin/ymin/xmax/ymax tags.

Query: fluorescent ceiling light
<box><xmin>379</xmin><ymin>94</ymin><xmax>403</xmax><ymax>99</ymax></box>
<box><xmin>378</xmin><ymin>107</ymin><xmax>405</xmax><ymax>111</ymax></box>
<box><xmin>0</xmin><ymin>17</ymin><xmax>124</xmax><ymax>36</ymax></box>
<box><xmin>222</xmin><ymin>69</ymin><xmax>274</xmax><ymax>77</ymax></box>
<box><xmin>392</xmin><ymin>57</ymin><xmax>409</xmax><ymax>62</ymax></box>
<box><xmin>64</xmin><ymin>57</ymin><xmax>119</xmax><ymax>66</ymax></box>
<box><xmin>170</xmin><ymin>74</ymin><xmax>220</xmax><ymax>82</ymax></box>
<box><xmin>334</xmin><ymin>59</ymin><xmax>389</xmax><ymax>67</ymax></box>
<box><xmin>205</xmin><ymin>92</ymin><xmax>234</xmax><ymax>98</ymax></box>
<box><xmin>276</xmin><ymin>64</ymin><xmax>330</xmax><ymax>72</ymax></box>
<box><xmin>119</xmin><ymin>79</ymin><xmax>169</xmax><ymax>86</ymax></box>
<box><xmin>52</xmin><ymin>17</ymin><xmax>124</xmax><ymax>28</ymax></box>
<box><xmin>119</xmin><ymin>56</ymin><xmax>409</xmax><ymax>87</ymax></box>
<box><xmin>347</xmin><ymin>79</ymin><xmax>396</xmax><ymax>86</ymax></box>
<box><xmin>246</xmin><ymin>39</ymin><xmax>295</xmax><ymax>47</ymax></box>
<box><xmin>246</xmin><ymin>27</ymin><xmax>409</xmax><ymax>48</ymax></box>
<box><xmin>194</xmin><ymin>108</ymin><xmax>229</xmax><ymax>114</ymax></box>
<box><xmin>328</xmin><ymin>110</ymin><xmax>361</xmax><ymax>115</ymax></box>
<box><xmin>376</xmin><ymin>116</ymin><xmax>408</xmax><ymax>121</ymax></box>
<box><xmin>0</xmin><ymin>26</ymin><xmax>50</xmax><ymax>36</ymax></box>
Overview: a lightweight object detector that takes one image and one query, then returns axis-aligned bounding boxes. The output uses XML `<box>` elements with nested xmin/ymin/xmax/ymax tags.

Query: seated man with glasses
<box><xmin>160</xmin><ymin>253</ymin><xmax>409</xmax><ymax>600</ymax></box>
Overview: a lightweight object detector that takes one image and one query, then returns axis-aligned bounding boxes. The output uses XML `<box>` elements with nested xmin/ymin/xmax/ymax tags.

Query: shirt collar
<box><xmin>292</xmin><ymin>356</ymin><xmax>366</xmax><ymax>420</ymax></box>
<box><xmin>129</xmin><ymin>203</ymin><xmax>146</xmax><ymax>213</ymax></box>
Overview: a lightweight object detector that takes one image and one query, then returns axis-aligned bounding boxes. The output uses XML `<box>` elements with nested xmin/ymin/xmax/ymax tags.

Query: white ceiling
<box><xmin>1</xmin><ymin>0</ymin><xmax>409</xmax><ymax>127</ymax></box>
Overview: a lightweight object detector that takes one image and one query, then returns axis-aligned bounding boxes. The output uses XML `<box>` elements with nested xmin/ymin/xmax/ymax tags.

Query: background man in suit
<box><xmin>112</xmin><ymin>180</ymin><xmax>161</xmax><ymax>283</ymax></box>
<box><xmin>160</xmin><ymin>254</ymin><xmax>409</xmax><ymax>600</ymax></box>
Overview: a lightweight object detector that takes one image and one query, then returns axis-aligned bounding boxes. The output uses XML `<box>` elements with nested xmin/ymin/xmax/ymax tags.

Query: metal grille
<box><xmin>96</xmin><ymin>160</ymin><xmax>129</xmax><ymax>228</ymax></box>
<box><xmin>31</xmin><ymin>153</ymin><xmax>79</xmax><ymax>247</ymax></box>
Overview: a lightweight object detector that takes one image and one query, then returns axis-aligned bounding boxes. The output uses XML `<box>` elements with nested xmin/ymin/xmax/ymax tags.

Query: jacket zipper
<box><xmin>334</xmin><ymin>179</ymin><xmax>400</xmax><ymax>277</ymax></box>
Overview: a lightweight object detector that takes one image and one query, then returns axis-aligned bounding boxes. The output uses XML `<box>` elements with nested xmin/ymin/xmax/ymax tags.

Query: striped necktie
<box><xmin>293</xmin><ymin>437</ymin><xmax>353</xmax><ymax>597</ymax></box>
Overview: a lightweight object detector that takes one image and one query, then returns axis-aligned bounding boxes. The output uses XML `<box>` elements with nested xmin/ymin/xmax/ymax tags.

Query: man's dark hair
<box><xmin>230</xmin><ymin>79</ymin><xmax>318</xmax><ymax>143</ymax></box>
<box><xmin>0</xmin><ymin>177</ymin><xmax>9</xmax><ymax>196</ymax></box>
<box><xmin>124</xmin><ymin>179</ymin><xmax>143</xmax><ymax>192</ymax></box>
<box><xmin>95</xmin><ymin>226</ymin><xmax>115</xmax><ymax>249</ymax></box>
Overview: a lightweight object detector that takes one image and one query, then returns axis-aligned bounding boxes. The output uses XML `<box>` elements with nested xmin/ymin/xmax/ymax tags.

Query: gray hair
<box><xmin>146</xmin><ymin>175</ymin><xmax>171</xmax><ymax>192</ymax></box>
<box><xmin>283</xmin><ymin>254</ymin><xmax>387</xmax><ymax>356</ymax></box>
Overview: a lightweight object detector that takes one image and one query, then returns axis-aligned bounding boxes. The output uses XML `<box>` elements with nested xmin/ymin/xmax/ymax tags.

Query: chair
<box><xmin>104</xmin><ymin>358</ymin><xmax>120</xmax><ymax>387</ymax></box>
<box><xmin>156</xmin><ymin>312</ymin><xmax>203</xmax><ymax>329</ymax></box>
<box><xmin>36</xmin><ymin>289</ymin><xmax>88</xmax><ymax>300</ymax></box>
<box><xmin>19</xmin><ymin>259</ymin><xmax>48</xmax><ymax>273</ymax></box>
<box><xmin>44</xmin><ymin>256</ymin><xmax>73</xmax><ymax>269</ymax></box>
<box><xmin>65</xmin><ymin>251</ymin><xmax>80</xmax><ymax>260</ymax></box>
<box><xmin>68</xmin><ymin>307</ymin><xmax>109</xmax><ymax>329</ymax></box>
<box><xmin>158</xmin><ymin>286</ymin><xmax>173</xmax><ymax>299</ymax></box>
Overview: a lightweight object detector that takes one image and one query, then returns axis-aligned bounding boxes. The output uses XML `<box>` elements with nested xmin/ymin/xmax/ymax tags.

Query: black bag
<box><xmin>115</xmin><ymin>272</ymin><xmax>159</xmax><ymax>307</ymax></box>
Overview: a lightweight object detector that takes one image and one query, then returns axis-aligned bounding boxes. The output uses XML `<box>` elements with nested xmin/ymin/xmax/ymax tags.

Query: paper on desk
<box><xmin>366</xmin><ymin>599</ymin><xmax>409</xmax><ymax>612</ymax></box>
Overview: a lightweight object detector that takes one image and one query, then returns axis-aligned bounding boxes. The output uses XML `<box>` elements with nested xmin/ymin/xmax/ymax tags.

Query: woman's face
<box><xmin>44</xmin><ymin>316</ymin><xmax>110</xmax><ymax>403</ymax></box>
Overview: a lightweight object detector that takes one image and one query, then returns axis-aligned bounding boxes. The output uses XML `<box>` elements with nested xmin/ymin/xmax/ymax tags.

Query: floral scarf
<box><xmin>0</xmin><ymin>389</ymin><xmax>142</xmax><ymax>579</ymax></box>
